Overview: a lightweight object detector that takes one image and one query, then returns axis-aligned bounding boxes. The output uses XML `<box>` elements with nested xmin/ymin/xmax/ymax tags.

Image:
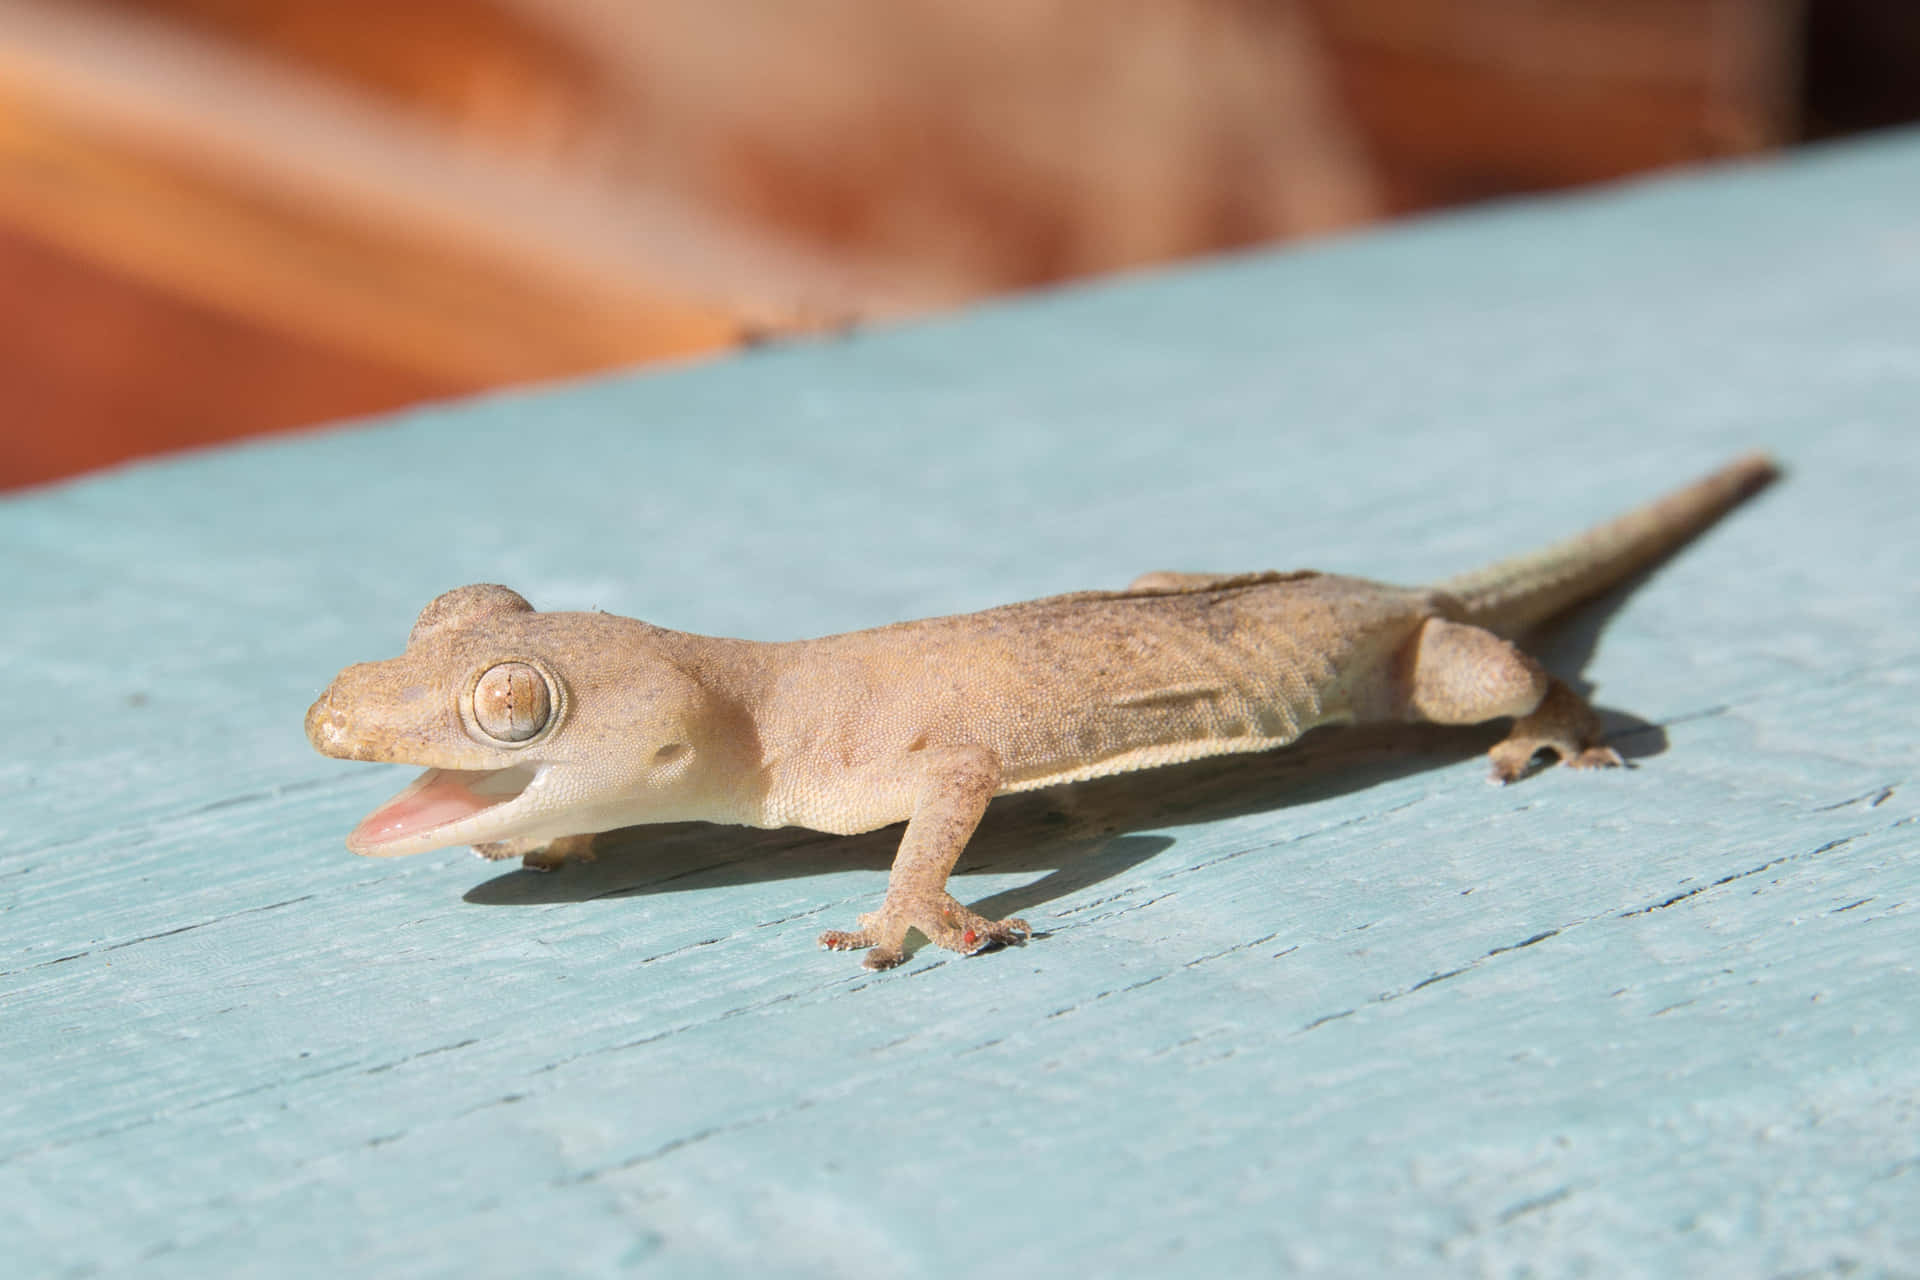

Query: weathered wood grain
<box><xmin>4</xmin><ymin>131</ymin><xmax>1918</xmax><ymax>1275</ymax></box>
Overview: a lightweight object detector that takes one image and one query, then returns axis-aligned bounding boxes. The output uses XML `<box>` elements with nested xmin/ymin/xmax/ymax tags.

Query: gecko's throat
<box><xmin>348</xmin><ymin>765</ymin><xmax>539</xmax><ymax>855</ymax></box>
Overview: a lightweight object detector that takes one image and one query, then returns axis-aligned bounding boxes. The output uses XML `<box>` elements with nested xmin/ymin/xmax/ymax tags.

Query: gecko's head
<box><xmin>306</xmin><ymin>584</ymin><xmax>723</xmax><ymax>857</ymax></box>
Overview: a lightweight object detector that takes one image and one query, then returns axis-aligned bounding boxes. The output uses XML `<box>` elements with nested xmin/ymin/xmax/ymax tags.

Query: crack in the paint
<box><xmin>0</xmin><ymin>1054</ymin><xmax>369</xmax><ymax>1166</ymax></box>
<box><xmin>638</xmin><ymin>937</ymin><xmax>727</xmax><ymax>965</ymax></box>
<box><xmin>1045</xmin><ymin>973</ymin><xmax>1169</xmax><ymax>1021</ymax></box>
<box><xmin>1497</xmin><ymin>1186</ymin><xmax>1574</xmax><ymax>1225</ymax></box>
<box><xmin>1814</xmin><ymin>783</ymin><xmax>1899</xmax><ymax>812</ymax></box>
<box><xmin>1140</xmin><ymin>795</ymin><xmax>1431</xmax><ymax>891</ymax></box>
<box><xmin>99</xmin><ymin>896</ymin><xmax>318</xmax><ymax>953</ymax></box>
<box><xmin>364</xmin><ymin>1038</ymin><xmax>480</xmax><ymax>1075</ymax></box>
<box><xmin>1609</xmin><ymin>704</ymin><xmax>1728</xmax><ymax>741</ymax></box>
<box><xmin>3</xmin><ymin>895</ymin><xmax>316</xmax><ymax>975</ymax></box>
<box><xmin>1184</xmin><ymin>931</ymin><xmax>1284</xmax><ymax>968</ymax></box>
<box><xmin>1296</xmin><ymin>813</ymin><xmax>1902</xmax><ymax>1038</ymax></box>
<box><xmin>1049</xmin><ymin>890</ymin><xmax>1180</xmax><ymax>927</ymax></box>
<box><xmin>1408</xmin><ymin>966</ymin><xmax>1469</xmax><ymax>993</ymax></box>
<box><xmin>591</xmin><ymin>856</ymin><xmax>762</xmax><ymax>898</ymax></box>
<box><xmin>564</xmin><ymin>1098</ymin><xmax>820</xmax><ymax>1182</ymax></box>
<box><xmin>17</xmin><ymin>775</ymin><xmax>365</xmax><ymax>860</ymax></box>
<box><xmin>1296</xmin><ymin>922</ymin><xmax>1569</xmax><ymax>1034</ymax></box>
<box><xmin>753</xmin><ymin>903</ymin><xmax>835</xmax><ymax>928</ymax></box>
<box><xmin>524</xmin><ymin>975</ymin><xmax>861</xmax><ymax>1076</ymax></box>
<box><xmin>1049</xmin><ymin>885</ymin><xmax>1172</xmax><ymax>918</ymax></box>
<box><xmin>184</xmin><ymin>775</ymin><xmax>356</xmax><ymax>817</ymax></box>
<box><xmin>1620</xmin><ymin>836</ymin><xmax>1858</xmax><ymax>918</ymax></box>
<box><xmin>1487</xmin><ymin>929</ymin><xmax>1560</xmax><ymax>956</ymax></box>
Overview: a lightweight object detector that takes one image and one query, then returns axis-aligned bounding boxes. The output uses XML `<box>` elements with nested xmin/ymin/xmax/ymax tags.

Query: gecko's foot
<box><xmin>818</xmin><ymin>926</ymin><xmax>908</xmax><ymax>971</ymax></box>
<box><xmin>1489</xmin><ymin>742</ymin><xmax>1624</xmax><ymax>784</ymax></box>
<box><xmin>818</xmin><ymin>895</ymin><xmax>1030</xmax><ymax>970</ymax></box>
<box><xmin>1487</xmin><ymin>681</ymin><xmax>1623</xmax><ymax>784</ymax></box>
<box><xmin>1565</xmin><ymin>745</ymin><xmax>1626</xmax><ymax>770</ymax></box>
<box><xmin>471</xmin><ymin>834</ymin><xmax>597</xmax><ymax>872</ymax></box>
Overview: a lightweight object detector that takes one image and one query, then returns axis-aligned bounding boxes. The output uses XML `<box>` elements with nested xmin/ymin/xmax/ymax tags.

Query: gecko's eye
<box><xmin>470</xmin><ymin>662</ymin><xmax>552</xmax><ymax>743</ymax></box>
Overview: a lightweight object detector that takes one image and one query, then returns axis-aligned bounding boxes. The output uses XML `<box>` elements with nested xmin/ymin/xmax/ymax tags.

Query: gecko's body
<box><xmin>308</xmin><ymin>455</ymin><xmax>1776</xmax><ymax>968</ymax></box>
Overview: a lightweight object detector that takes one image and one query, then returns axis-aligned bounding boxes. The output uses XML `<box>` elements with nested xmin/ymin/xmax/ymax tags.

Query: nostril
<box><xmin>305</xmin><ymin>687</ymin><xmax>350</xmax><ymax>747</ymax></box>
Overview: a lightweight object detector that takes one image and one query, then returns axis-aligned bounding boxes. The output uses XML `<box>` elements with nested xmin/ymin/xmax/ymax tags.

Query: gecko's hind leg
<box><xmin>1406</xmin><ymin>617</ymin><xmax>1621</xmax><ymax>784</ymax></box>
<box><xmin>818</xmin><ymin>745</ymin><xmax>1029</xmax><ymax>970</ymax></box>
<box><xmin>472</xmin><ymin>833</ymin><xmax>598</xmax><ymax>871</ymax></box>
<box><xmin>1487</xmin><ymin>679</ymin><xmax>1624</xmax><ymax>783</ymax></box>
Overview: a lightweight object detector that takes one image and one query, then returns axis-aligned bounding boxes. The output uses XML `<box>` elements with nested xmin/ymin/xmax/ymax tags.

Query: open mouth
<box><xmin>348</xmin><ymin>764</ymin><xmax>541</xmax><ymax>856</ymax></box>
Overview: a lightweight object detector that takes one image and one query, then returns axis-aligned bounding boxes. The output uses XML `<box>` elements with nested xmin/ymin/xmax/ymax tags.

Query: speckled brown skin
<box><xmin>307</xmin><ymin>455</ymin><xmax>1776</xmax><ymax>969</ymax></box>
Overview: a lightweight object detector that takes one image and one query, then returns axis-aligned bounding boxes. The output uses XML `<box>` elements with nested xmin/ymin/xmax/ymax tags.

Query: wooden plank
<box><xmin>4</xmin><ymin>131</ymin><xmax>1918</xmax><ymax>1273</ymax></box>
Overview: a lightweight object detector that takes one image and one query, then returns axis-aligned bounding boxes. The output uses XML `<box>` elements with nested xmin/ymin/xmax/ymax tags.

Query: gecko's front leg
<box><xmin>819</xmin><ymin>744</ymin><xmax>1030</xmax><ymax>970</ymax></box>
<box><xmin>472</xmin><ymin>833</ymin><xmax>598</xmax><ymax>872</ymax></box>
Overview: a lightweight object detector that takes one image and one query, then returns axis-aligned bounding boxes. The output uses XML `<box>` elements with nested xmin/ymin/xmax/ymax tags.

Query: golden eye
<box><xmin>471</xmin><ymin>662</ymin><xmax>551</xmax><ymax>742</ymax></box>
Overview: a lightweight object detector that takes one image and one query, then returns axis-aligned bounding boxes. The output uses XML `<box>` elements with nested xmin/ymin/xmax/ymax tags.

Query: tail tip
<box><xmin>1727</xmin><ymin>451</ymin><xmax>1783</xmax><ymax>494</ymax></box>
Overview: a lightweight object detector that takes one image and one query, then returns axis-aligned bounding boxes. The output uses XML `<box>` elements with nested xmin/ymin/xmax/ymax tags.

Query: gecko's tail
<box><xmin>1436</xmin><ymin>452</ymin><xmax>1780</xmax><ymax>638</ymax></box>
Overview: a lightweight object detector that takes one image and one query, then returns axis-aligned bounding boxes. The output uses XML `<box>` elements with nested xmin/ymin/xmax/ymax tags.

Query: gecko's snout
<box><xmin>305</xmin><ymin>669</ymin><xmax>392</xmax><ymax>760</ymax></box>
<box><xmin>303</xmin><ymin>661</ymin><xmax>491</xmax><ymax>766</ymax></box>
<box><xmin>305</xmin><ymin>682</ymin><xmax>351</xmax><ymax>756</ymax></box>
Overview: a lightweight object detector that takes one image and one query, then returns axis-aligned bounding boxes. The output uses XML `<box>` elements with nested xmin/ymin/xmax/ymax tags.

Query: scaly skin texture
<box><xmin>307</xmin><ymin>454</ymin><xmax>1777</xmax><ymax>969</ymax></box>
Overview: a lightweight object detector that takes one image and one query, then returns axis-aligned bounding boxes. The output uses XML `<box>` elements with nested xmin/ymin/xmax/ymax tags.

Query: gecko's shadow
<box><xmin>465</xmin><ymin>685</ymin><xmax>1662</xmax><ymax>924</ymax></box>
<box><xmin>463</xmin><ymin>817</ymin><xmax>1183</xmax><ymax>930</ymax></box>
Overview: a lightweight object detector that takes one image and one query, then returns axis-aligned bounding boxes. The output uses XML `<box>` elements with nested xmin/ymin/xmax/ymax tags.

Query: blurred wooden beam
<box><xmin>0</xmin><ymin>0</ymin><xmax>1812</xmax><ymax>493</ymax></box>
<box><xmin>0</xmin><ymin>219</ymin><xmax>462</xmax><ymax>489</ymax></box>
<box><xmin>1305</xmin><ymin>0</ymin><xmax>1803</xmax><ymax>210</ymax></box>
<box><xmin>0</xmin><ymin>0</ymin><xmax>867</xmax><ymax>389</ymax></box>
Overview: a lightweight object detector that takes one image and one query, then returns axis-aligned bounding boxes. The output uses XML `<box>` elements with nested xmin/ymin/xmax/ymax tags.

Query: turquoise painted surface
<box><xmin>4</xmin><ymin>131</ymin><xmax>1918</xmax><ymax>1276</ymax></box>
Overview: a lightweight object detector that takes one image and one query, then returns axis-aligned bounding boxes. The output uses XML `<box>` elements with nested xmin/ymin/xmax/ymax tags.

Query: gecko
<box><xmin>307</xmin><ymin>454</ymin><xmax>1776</xmax><ymax>969</ymax></box>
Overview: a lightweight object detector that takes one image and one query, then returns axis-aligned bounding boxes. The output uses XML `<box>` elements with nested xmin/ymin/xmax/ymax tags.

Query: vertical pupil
<box><xmin>476</xmin><ymin>663</ymin><xmax>550</xmax><ymax>741</ymax></box>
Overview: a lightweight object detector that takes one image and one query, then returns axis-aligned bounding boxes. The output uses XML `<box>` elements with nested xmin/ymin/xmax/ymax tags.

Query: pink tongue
<box><xmin>352</xmin><ymin>769</ymin><xmax>501</xmax><ymax>847</ymax></box>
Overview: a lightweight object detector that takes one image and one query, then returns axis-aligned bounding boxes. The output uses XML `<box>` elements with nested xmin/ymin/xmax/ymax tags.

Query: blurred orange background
<box><xmin>0</xmin><ymin>0</ymin><xmax>1913</xmax><ymax>490</ymax></box>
